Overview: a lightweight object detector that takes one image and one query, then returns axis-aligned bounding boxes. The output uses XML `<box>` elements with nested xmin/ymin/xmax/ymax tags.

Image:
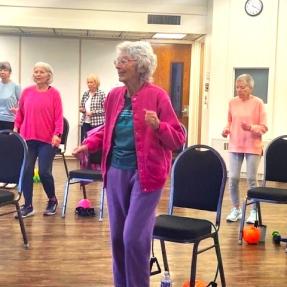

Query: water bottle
<box><xmin>160</xmin><ymin>271</ymin><xmax>172</xmax><ymax>287</ymax></box>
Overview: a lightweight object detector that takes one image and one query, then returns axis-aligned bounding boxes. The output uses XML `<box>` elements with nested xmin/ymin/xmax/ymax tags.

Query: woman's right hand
<box><xmin>79</xmin><ymin>107</ymin><xmax>86</xmax><ymax>113</ymax></box>
<box><xmin>72</xmin><ymin>145</ymin><xmax>88</xmax><ymax>158</ymax></box>
<box><xmin>10</xmin><ymin>107</ymin><xmax>18</xmax><ymax>114</ymax></box>
<box><xmin>222</xmin><ymin>128</ymin><xmax>230</xmax><ymax>138</ymax></box>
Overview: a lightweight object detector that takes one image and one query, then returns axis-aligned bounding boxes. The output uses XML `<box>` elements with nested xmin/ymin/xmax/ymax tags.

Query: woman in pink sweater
<box><xmin>14</xmin><ymin>62</ymin><xmax>63</xmax><ymax>218</ymax></box>
<box><xmin>222</xmin><ymin>74</ymin><xmax>268</xmax><ymax>224</ymax></box>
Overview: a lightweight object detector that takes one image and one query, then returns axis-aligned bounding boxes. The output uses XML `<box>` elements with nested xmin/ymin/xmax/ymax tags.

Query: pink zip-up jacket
<box><xmin>84</xmin><ymin>82</ymin><xmax>186</xmax><ymax>192</ymax></box>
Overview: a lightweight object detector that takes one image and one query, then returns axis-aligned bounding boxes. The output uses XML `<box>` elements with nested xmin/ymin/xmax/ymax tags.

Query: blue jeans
<box><xmin>23</xmin><ymin>140</ymin><xmax>56</xmax><ymax>207</ymax></box>
<box><xmin>106</xmin><ymin>166</ymin><xmax>162</xmax><ymax>287</ymax></box>
<box><xmin>229</xmin><ymin>152</ymin><xmax>261</xmax><ymax>209</ymax></box>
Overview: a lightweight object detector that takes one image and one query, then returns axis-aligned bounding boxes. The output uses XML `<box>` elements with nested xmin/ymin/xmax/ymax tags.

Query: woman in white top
<box><xmin>79</xmin><ymin>74</ymin><xmax>105</xmax><ymax>142</ymax></box>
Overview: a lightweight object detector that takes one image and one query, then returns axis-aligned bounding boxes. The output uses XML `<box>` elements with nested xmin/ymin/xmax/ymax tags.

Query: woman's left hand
<box><xmin>52</xmin><ymin>135</ymin><xmax>61</xmax><ymax>147</ymax></box>
<box><xmin>144</xmin><ymin>109</ymin><xmax>160</xmax><ymax>130</ymax></box>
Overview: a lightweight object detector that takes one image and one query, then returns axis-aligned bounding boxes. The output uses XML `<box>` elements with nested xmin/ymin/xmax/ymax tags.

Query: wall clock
<box><xmin>245</xmin><ymin>0</ymin><xmax>263</xmax><ymax>16</ymax></box>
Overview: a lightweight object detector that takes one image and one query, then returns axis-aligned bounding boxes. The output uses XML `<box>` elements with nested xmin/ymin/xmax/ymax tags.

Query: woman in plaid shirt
<box><xmin>79</xmin><ymin>74</ymin><xmax>105</xmax><ymax>142</ymax></box>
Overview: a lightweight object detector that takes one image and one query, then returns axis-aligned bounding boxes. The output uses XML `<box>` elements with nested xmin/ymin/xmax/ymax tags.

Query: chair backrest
<box><xmin>89</xmin><ymin>151</ymin><xmax>102</xmax><ymax>166</ymax></box>
<box><xmin>172</xmin><ymin>123</ymin><xmax>187</xmax><ymax>162</ymax></box>
<box><xmin>0</xmin><ymin>130</ymin><xmax>28</xmax><ymax>189</ymax></box>
<box><xmin>169</xmin><ymin>144</ymin><xmax>227</xmax><ymax>225</ymax></box>
<box><xmin>264</xmin><ymin>135</ymin><xmax>287</xmax><ymax>182</ymax></box>
<box><xmin>60</xmin><ymin>117</ymin><xmax>69</xmax><ymax>151</ymax></box>
<box><xmin>79</xmin><ymin>150</ymin><xmax>102</xmax><ymax>170</ymax></box>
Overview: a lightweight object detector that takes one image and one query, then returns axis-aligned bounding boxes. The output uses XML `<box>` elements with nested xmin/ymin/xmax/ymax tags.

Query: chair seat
<box><xmin>69</xmin><ymin>169</ymin><xmax>102</xmax><ymax>181</ymax></box>
<box><xmin>248</xmin><ymin>187</ymin><xmax>287</xmax><ymax>201</ymax></box>
<box><xmin>154</xmin><ymin>214</ymin><xmax>212</xmax><ymax>242</ymax></box>
<box><xmin>0</xmin><ymin>189</ymin><xmax>15</xmax><ymax>203</ymax></box>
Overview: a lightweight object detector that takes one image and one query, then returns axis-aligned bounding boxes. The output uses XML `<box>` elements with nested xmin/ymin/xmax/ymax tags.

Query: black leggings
<box><xmin>81</xmin><ymin>123</ymin><xmax>93</xmax><ymax>143</ymax></box>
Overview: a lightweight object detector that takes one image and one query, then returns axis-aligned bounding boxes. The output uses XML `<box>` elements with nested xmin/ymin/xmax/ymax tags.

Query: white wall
<box><xmin>0</xmin><ymin>35</ymin><xmax>124</xmax><ymax>155</ymax></box>
<box><xmin>273</xmin><ymin>0</ymin><xmax>287</xmax><ymax>136</ymax></box>
<box><xmin>80</xmin><ymin>39</ymin><xmax>121</xmax><ymax>95</ymax></box>
<box><xmin>208</xmin><ymin>0</ymin><xmax>286</xmax><ymax>145</ymax></box>
<box><xmin>0</xmin><ymin>36</ymin><xmax>20</xmax><ymax>82</ymax></box>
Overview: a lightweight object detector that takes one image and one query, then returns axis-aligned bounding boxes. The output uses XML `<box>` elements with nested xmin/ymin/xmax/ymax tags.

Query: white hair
<box><xmin>33</xmin><ymin>62</ymin><xmax>54</xmax><ymax>84</ymax></box>
<box><xmin>116</xmin><ymin>41</ymin><xmax>157</xmax><ymax>82</ymax></box>
<box><xmin>236</xmin><ymin>74</ymin><xmax>254</xmax><ymax>89</ymax></box>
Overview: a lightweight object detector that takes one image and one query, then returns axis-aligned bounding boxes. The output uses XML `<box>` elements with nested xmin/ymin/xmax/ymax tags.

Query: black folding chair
<box><xmin>152</xmin><ymin>145</ymin><xmax>227</xmax><ymax>287</ymax></box>
<box><xmin>61</xmin><ymin>151</ymin><xmax>105</xmax><ymax>221</ymax></box>
<box><xmin>239</xmin><ymin>135</ymin><xmax>287</xmax><ymax>244</ymax></box>
<box><xmin>55</xmin><ymin>117</ymin><xmax>69</xmax><ymax>178</ymax></box>
<box><xmin>0</xmin><ymin>130</ymin><xmax>29</xmax><ymax>248</ymax></box>
<box><xmin>172</xmin><ymin>123</ymin><xmax>188</xmax><ymax>164</ymax></box>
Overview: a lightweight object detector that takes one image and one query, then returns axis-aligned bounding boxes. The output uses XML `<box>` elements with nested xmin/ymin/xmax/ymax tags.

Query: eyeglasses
<box><xmin>113</xmin><ymin>58</ymin><xmax>137</xmax><ymax>66</ymax></box>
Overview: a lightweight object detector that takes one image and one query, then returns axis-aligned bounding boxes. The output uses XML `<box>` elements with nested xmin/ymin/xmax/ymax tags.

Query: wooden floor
<box><xmin>0</xmin><ymin>158</ymin><xmax>287</xmax><ymax>287</ymax></box>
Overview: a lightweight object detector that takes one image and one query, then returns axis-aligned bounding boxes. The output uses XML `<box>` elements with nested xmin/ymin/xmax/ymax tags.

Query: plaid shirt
<box><xmin>80</xmin><ymin>89</ymin><xmax>105</xmax><ymax>126</ymax></box>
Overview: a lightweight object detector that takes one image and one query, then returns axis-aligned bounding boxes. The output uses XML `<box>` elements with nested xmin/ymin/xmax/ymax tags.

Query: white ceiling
<box><xmin>0</xmin><ymin>26</ymin><xmax>204</xmax><ymax>41</ymax></box>
<box><xmin>0</xmin><ymin>0</ymin><xmax>208</xmax><ymax>15</ymax></box>
<box><xmin>0</xmin><ymin>0</ymin><xmax>207</xmax><ymax>41</ymax></box>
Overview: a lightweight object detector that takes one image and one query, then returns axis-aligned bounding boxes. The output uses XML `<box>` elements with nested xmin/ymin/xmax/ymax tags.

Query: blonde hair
<box><xmin>87</xmin><ymin>73</ymin><xmax>100</xmax><ymax>88</ymax></box>
<box><xmin>33</xmin><ymin>62</ymin><xmax>54</xmax><ymax>84</ymax></box>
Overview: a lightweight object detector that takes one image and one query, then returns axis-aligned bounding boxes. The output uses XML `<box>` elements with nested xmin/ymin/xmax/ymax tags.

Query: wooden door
<box><xmin>152</xmin><ymin>44</ymin><xmax>191</xmax><ymax>129</ymax></box>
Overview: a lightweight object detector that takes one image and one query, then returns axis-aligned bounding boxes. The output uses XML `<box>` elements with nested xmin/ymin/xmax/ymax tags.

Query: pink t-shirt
<box><xmin>15</xmin><ymin>85</ymin><xmax>63</xmax><ymax>144</ymax></box>
<box><xmin>226</xmin><ymin>95</ymin><xmax>267</xmax><ymax>155</ymax></box>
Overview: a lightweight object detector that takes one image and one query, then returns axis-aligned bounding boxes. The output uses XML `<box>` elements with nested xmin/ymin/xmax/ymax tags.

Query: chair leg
<box><xmin>82</xmin><ymin>184</ymin><xmax>87</xmax><ymax>199</ymax></box>
<box><xmin>98</xmin><ymin>186</ymin><xmax>105</xmax><ymax>221</ymax></box>
<box><xmin>189</xmin><ymin>242</ymin><xmax>199</xmax><ymax>287</ymax></box>
<box><xmin>15</xmin><ymin>202</ymin><xmax>29</xmax><ymax>248</ymax></box>
<box><xmin>62</xmin><ymin>154</ymin><xmax>69</xmax><ymax>178</ymax></box>
<box><xmin>160</xmin><ymin>240</ymin><xmax>169</xmax><ymax>272</ymax></box>
<box><xmin>256</xmin><ymin>202</ymin><xmax>263</xmax><ymax>225</ymax></box>
<box><xmin>61</xmin><ymin>179</ymin><xmax>70</xmax><ymax>218</ymax></box>
<box><xmin>238</xmin><ymin>198</ymin><xmax>248</xmax><ymax>244</ymax></box>
<box><xmin>214</xmin><ymin>235</ymin><xmax>226</xmax><ymax>287</ymax></box>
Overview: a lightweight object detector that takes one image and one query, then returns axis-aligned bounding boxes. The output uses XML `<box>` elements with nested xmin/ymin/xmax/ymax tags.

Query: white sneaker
<box><xmin>226</xmin><ymin>207</ymin><xmax>242</xmax><ymax>222</ymax></box>
<box><xmin>246</xmin><ymin>209</ymin><xmax>258</xmax><ymax>224</ymax></box>
<box><xmin>5</xmin><ymin>183</ymin><xmax>17</xmax><ymax>189</ymax></box>
<box><xmin>0</xmin><ymin>183</ymin><xmax>16</xmax><ymax>188</ymax></box>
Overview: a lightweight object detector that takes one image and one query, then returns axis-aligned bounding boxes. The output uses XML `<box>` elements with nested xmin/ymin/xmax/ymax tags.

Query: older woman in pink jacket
<box><xmin>73</xmin><ymin>41</ymin><xmax>185</xmax><ymax>287</ymax></box>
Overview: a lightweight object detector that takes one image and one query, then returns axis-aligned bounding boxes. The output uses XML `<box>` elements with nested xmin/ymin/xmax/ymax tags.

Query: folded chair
<box><xmin>152</xmin><ymin>145</ymin><xmax>227</xmax><ymax>287</ymax></box>
<box><xmin>55</xmin><ymin>117</ymin><xmax>69</xmax><ymax>178</ymax></box>
<box><xmin>61</xmin><ymin>151</ymin><xmax>105</xmax><ymax>221</ymax></box>
<box><xmin>239</xmin><ymin>135</ymin><xmax>287</xmax><ymax>244</ymax></box>
<box><xmin>0</xmin><ymin>130</ymin><xmax>29</xmax><ymax>248</ymax></box>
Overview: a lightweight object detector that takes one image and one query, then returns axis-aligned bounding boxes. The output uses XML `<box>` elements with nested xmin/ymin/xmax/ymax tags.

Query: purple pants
<box><xmin>106</xmin><ymin>166</ymin><xmax>162</xmax><ymax>287</ymax></box>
